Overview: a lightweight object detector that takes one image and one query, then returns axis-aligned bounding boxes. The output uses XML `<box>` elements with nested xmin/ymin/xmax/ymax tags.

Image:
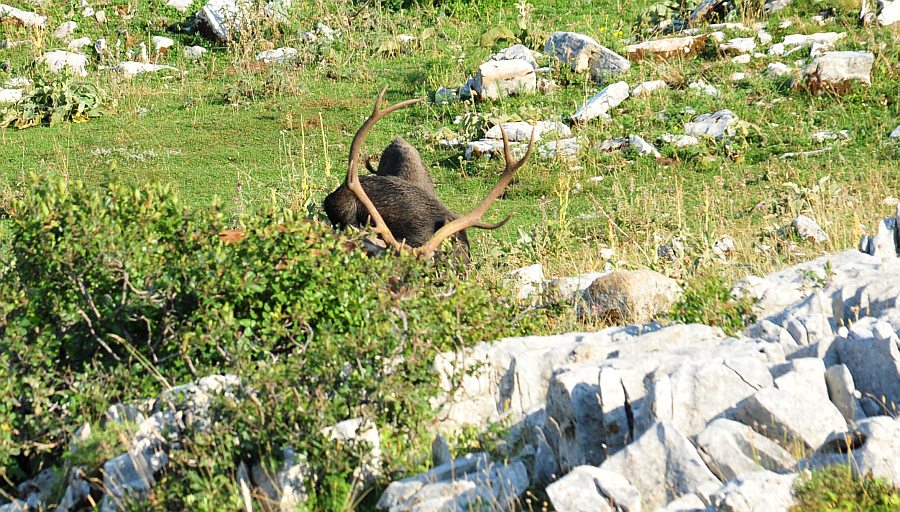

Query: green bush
<box><xmin>1</xmin><ymin>75</ymin><xmax>103</xmax><ymax>129</ymax></box>
<box><xmin>668</xmin><ymin>275</ymin><xmax>756</xmax><ymax>335</ymax></box>
<box><xmin>0</xmin><ymin>176</ymin><xmax>545</xmax><ymax>505</ymax></box>
<box><xmin>793</xmin><ymin>465</ymin><xmax>900</xmax><ymax>511</ymax></box>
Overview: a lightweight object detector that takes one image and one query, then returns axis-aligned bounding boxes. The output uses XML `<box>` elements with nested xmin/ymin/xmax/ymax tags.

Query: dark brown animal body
<box><xmin>366</xmin><ymin>138</ymin><xmax>436</xmax><ymax>196</ymax></box>
<box><xmin>323</xmin><ymin>87</ymin><xmax>534</xmax><ymax>261</ymax></box>
<box><xmin>323</xmin><ymin>175</ymin><xmax>469</xmax><ymax>251</ymax></box>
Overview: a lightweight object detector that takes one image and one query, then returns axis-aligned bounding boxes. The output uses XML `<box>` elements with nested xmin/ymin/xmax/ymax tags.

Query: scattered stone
<box><xmin>537</xmin><ymin>77</ymin><xmax>559</xmax><ymax>94</ymax></box>
<box><xmin>255</xmin><ymin>47</ymin><xmax>298</xmax><ymax>64</ymax></box>
<box><xmin>166</xmin><ymin>0</ymin><xmax>193</xmax><ymax>12</ymax></box>
<box><xmin>432</xmin><ymin>435</ymin><xmax>452</xmax><ymax>467</ymax></box>
<box><xmin>877</xmin><ymin>0</ymin><xmax>900</xmax><ymax>25</ymax></box>
<box><xmin>490</xmin><ymin>44</ymin><xmax>538</xmax><ymax>68</ymax></box>
<box><xmin>183</xmin><ymin>46</ymin><xmax>207</xmax><ymax>60</ymax></box>
<box><xmin>692</xmin><ymin>0</ymin><xmax>733</xmax><ymax>22</ymax></box>
<box><xmin>196</xmin><ymin>0</ymin><xmax>290</xmax><ymax>42</ymax></box>
<box><xmin>598</xmin><ymin>135</ymin><xmax>661</xmax><ymax>158</ymax></box>
<box><xmin>720</xmin><ymin>37</ymin><xmax>756</xmax><ymax>55</ymax></box>
<box><xmin>758</xmin><ymin>30</ymin><xmax>773</xmax><ymax>45</ymax></box>
<box><xmin>731</xmin><ymin>72</ymin><xmax>747</xmax><ymax>81</ymax></box>
<box><xmin>0</xmin><ymin>3</ymin><xmax>46</xmax><ymax>27</ymax></box>
<box><xmin>508</xmin><ymin>264</ymin><xmax>544</xmax><ymax>300</ymax></box>
<box><xmin>799</xmin><ymin>51</ymin><xmax>874</xmax><ymax>93</ymax></box>
<box><xmin>251</xmin><ymin>449</ymin><xmax>310</xmax><ymax>512</ymax></box>
<box><xmin>53</xmin><ymin>21</ymin><xmax>78</xmax><ymax>40</ymax></box>
<box><xmin>891</xmin><ymin>125</ymin><xmax>900</xmax><ymax>139</ymax></box>
<box><xmin>94</xmin><ymin>38</ymin><xmax>108</xmax><ymax>55</ymax></box>
<box><xmin>600</xmin><ymin>422</ymin><xmax>721</xmax><ymax>510</ymax></box>
<box><xmin>152</xmin><ymin>36</ymin><xmax>174</xmax><ymax>53</ymax></box>
<box><xmin>811</xmin><ymin>130</ymin><xmax>850</xmax><ymax>143</ymax></box>
<box><xmin>626</xmin><ymin>35</ymin><xmax>707</xmax><ymax>61</ymax></box>
<box><xmin>110</xmin><ymin>62</ymin><xmax>181</xmax><ymax>78</ymax></box>
<box><xmin>582</xmin><ymin>269</ymin><xmax>680</xmax><ymax>324</ymax></box>
<box><xmin>769</xmin><ymin>43</ymin><xmax>785</xmax><ymax>56</ymax></box>
<box><xmin>792</xmin><ymin>215</ymin><xmax>829</xmax><ymax>243</ymax></box>
<box><xmin>659</xmin><ymin>133</ymin><xmax>700</xmax><ymax>147</ymax></box>
<box><xmin>783</xmin><ymin>32</ymin><xmax>845</xmax><ymax>50</ymax></box>
<box><xmin>94</xmin><ymin>10</ymin><xmax>107</xmax><ymax>23</ymax></box>
<box><xmin>484</xmin><ymin>121</ymin><xmax>571</xmax><ymax>141</ymax></box>
<box><xmin>765</xmin><ymin>62</ymin><xmax>791</xmax><ymax>78</ymax></box>
<box><xmin>688</xmin><ymin>80</ymin><xmax>718</xmax><ymax>96</ymax></box>
<box><xmin>68</xmin><ymin>37</ymin><xmax>92</xmax><ymax>51</ymax></box>
<box><xmin>538</xmin><ymin>137</ymin><xmax>581</xmax><ymax>160</ymax></box>
<box><xmin>433</xmin><ymin>87</ymin><xmax>457</xmax><ymax>105</ymax></box>
<box><xmin>473</xmin><ymin>60</ymin><xmax>536</xmax><ymax>100</ymax></box>
<box><xmin>0</xmin><ymin>88</ymin><xmax>23</xmax><ymax>104</ymax></box>
<box><xmin>713</xmin><ymin>235</ymin><xmax>736</xmax><ymax>258</ymax></box>
<box><xmin>546</xmin><ymin>272</ymin><xmax>609</xmax><ymax>302</ymax></box>
<box><xmin>464</xmin><ymin>139</ymin><xmax>528</xmax><ymax>160</ymax></box>
<box><xmin>766</xmin><ymin>0</ymin><xmax>792</xmax><ymax>12</ymax></box>
<box><xmin>708</xmin><ymin>31</ymin><xmax>726</xmax><ymax>43</ymax></box>
<box><xmin>709</xmin><ymin>471</ymin><xmax>798</xmax><ymax>512</ymax></box>
<box><xmin>731</xmin><ymin>54</ymin><xmax>751</xmax><ymax>64</ymax></box>
<box><xmin>544</xmin><ymin>31</ymin><xmax>630</xmax><ymax>79</ymax></box>
<box><xmin>570</xmin><ymin>81</ymin><xmax>629</xmax><ymax>123</ymax></box>
<box><xmin>40</xmin><ymin>51</ymin><xmax>89</xmax><ymax>77</ymax></box>
<box><xmin>631</xmin><ymin>79</ymin><xmax>669</xmax><ymax>97</ymax></box>
<box><xmin>696</xmin><ymin>419</ymin><xmax>796</xmax><ymax>481</ymax></box>
<box><xmin>546</xmin><ymin>466</ymin><xmax>642</xmax><ymax>512</ymax></box>
<box><xmin>684</xmin><ymin>109</ymin><xmax>739</xmax><ymax>140</ymax></box>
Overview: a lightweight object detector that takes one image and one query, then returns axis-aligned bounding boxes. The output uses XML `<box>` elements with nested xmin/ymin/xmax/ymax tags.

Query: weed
<box><xmin>793</xmin><ymin>465</ymin><xmax>900</xmax><ymax>512</ymax></box>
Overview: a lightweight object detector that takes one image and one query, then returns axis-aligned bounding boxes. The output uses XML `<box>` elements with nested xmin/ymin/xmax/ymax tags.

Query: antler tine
<box><xmin>345</xmin><ymin>86</ymin><xmax>424</xmax><ymax>251</ymax></box>
<box><xmin>419</xmin><ymin>123</ymin><xmax>536</xmax><ymax>257</ymax></box>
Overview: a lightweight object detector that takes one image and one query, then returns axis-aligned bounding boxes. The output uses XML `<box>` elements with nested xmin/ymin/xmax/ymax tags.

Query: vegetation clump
<box><xmin>0</xmin><ymin>176</ymin><xmax>546</xmax><ymax>507</ymax></box>
<box><xmin>793</xmin><ymin>465</ymin><xmax>900</xmax><ymax>512</ymax></box>
<box><xmin>1</xmin><ymin>75</ymin><xmax>103</xmax><ymax>129</ymax></box>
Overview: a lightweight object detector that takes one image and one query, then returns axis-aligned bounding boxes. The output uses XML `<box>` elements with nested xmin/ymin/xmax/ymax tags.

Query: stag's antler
<box><xmin>345</xmin><ymin>87</ymin><xmax>424</xmax><ymax>251</ymax></box>
<box><xmin>418</xmin><ymin>123</ymin><xmax>536</xmax><ymax>258</ymax></box>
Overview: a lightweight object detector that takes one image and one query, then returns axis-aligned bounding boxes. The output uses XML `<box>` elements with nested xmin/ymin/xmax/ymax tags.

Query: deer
<box><xmin>365</xmin><ymin>138</ymin><xmax>436</xmax><ymax>196</ymax></box>
<box><xmin>323</xmin><ymin>87</ymin><xmax>536</xmax><ymax>261</ymax></box>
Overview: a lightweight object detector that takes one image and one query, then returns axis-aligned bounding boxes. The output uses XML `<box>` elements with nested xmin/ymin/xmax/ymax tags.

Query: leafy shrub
<box><xmin>0</xmin><ymin>176</ymin><xmax>546</xmax><ymax>504</ymax></box>
<box><xmin>1</xmin><ymin>75</ymin><xmax>103</xmax><ymax>129</ymax></box>
<box><xmin>793</xmin><ymin>465</ymin><xmax>900</xmax><ymax>511</ymax></box>
<box><xmin>667</xmin><ymin>275</ymin><xmax>755</xmax><ymax>335</ymax></box>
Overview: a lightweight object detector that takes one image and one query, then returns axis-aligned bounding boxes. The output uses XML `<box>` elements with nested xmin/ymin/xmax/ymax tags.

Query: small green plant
<box><xmin>668</xmin><ymin>276</ymin><xmax>756</xmax><ymax>335</ymax></box>
<box><xmin>1</xmin><ymin>75</ymin><xmax>103</xmax><ymax>129</ymax></box>
<box><xmin>793</xmin><ymin>465</ymin><xmax>900</xmax><ymax>512</ymax></box>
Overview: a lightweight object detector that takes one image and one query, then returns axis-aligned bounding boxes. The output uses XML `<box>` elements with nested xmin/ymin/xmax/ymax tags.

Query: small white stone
<box><xmin>768</xmin><ymin>62</ymin><xmax>792</xmax><ymax>77</ymax></box>
<box><xmin>758</xmin><ymin>30</ymin><xmax>773</xmax><ymax>45</ymax></box>
<box><xmin>183</xmin><ymin>45</ymin><xmax>207</xmax><ymax>60</ymax></box>
<box><xmin>0</xmin><ymin>88</ymin><xmax>23</xmax><ymax>104</ymax></box>
<box><xmin>688</xmin><ymin>80</ymin><xmax>719</xmax><ymax>96</ymax></box>
<box><xmin>152</xmin><ymin>36</ymin><xmax>174</xmax><ymax>53</ymax></box>
<box><xmin>731</xmin><ymin>71</ymin><xmax>747</xmax><ymax>81</ymax></box>
<box><xmin>890</xmin><ymin>125</ymin><xmax>900</xmax><ymax>139</ymax></box>
<box><xmin>68</xmin><ymin>36</ymin><xmax>92</xmax><ymax>50</ymax></box>
<box><xmin>659</xmin><ymin>133</ymin><xmax>701</xmax><ymax>147</ymax></box>
<box><xmin>94</xmin><ymin>10</ymin><xmax>106</xmax><ymax>23</ymax></box>
<box><xmin>732</xmin><ymin>54</ymin><xmax>751</xmax><ymax>64</ymax></box>
<box><xmin>631</xmin><ymin>79</ymin><xmax>669</xmax><ymax>97</ymax></box>
<box><xmin>53</xmin><ymin>21</ymin><xmax>78</xmax><ymax>40</ymax></box>
<box><xmin>255</xmin><ymin>47</ymin><xmax>298</xmax><ymax>64</ymax></box>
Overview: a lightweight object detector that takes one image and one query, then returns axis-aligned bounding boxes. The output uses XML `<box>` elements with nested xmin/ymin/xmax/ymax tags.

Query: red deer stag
<box><xmin>323</xmin><ymin>87</ymin><xmax>535</xmax><ymax>260</ymax></box>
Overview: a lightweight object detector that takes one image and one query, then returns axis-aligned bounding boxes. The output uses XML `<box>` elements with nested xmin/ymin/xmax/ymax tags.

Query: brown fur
<box><xmin>366</xmin><ymin>138</ymin><xmax>436</xmax><ymax>196</ymax></box>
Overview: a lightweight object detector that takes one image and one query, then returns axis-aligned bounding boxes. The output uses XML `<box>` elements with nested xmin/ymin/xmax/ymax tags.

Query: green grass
<box><xmin>1</xmin><ymin>0</ymin><xmax>899</xmax><ymax>507</ymax></box>
<box><xmin>793</xmin><ymin>465</ymin><xmax>900</xmax><ymax>512</ymax></box>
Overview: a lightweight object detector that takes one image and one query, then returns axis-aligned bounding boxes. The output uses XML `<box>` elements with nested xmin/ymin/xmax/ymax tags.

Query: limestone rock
<box><xmin>696</xmin><ymin>419</ymin><xmax>796</xmax><ymax>481</ymax></box>
<box><xmin>151</xmin><ymin>36</ymin><xmax>174</xmax><ymax>53</ymax></box>
<box><xmin>40</xmin><ymin>51</ymin><xmax>88</xmax><ymax>77</ymax></box>
<box><xmin>688</xmin><ymin>80</ymin><xmax>718</xmax><ymax>97</ymax></box>
<box><xmin>708</xmin><ymin>471</ymin><xmax>798</xmax><ymax>512</ymax></box>
<box><xmin>684</xmin><ymin>109</ymin><xmax>739</xmax><ymax>140</ymax></box>
<box><xmin>734</xmin><ymin>373</ymin><xmax>847</xmax><ymax>450</ymax></box>
<box><xmin>484</xmin><ymin>121</ymin><xmax>570</xmax><ymax>141</ymax></box>
<box><xmin>626</xmin><ymin>35</ymin><xmax>707</xmax><ymax>61</ymax></box>
<box><xmin>597</xmin><ymin>135</ymin><xmax>661</xmax><ymax>158</ymax></box>
<box><xmin>792</xmin><ymin>215</ymin><xmax>828</xmax><ymax>243</ymax></box>
<box><xmin>571</xmin><ymin>82</ymin><xmax>629</xmax><ymax>123</ymax></box>
<box><xmin>490</xmin><ymin>43</ymin><xmax>537</xmax><ymax>68</ymax></box>
<box><xmin>824</xmin><ymin>365</ymin><xmax>864</xmax><ymax>422</ymax></box>
<box><xmin>473</xmin><ymin>60</ymin><xmax>536</xmax><ymax>100</ymax></box>
<box><xmin>891</xmin><ymin>125</ymin><xmax>900</xmax><ymax>139</ymax></box>
<box><xmin>68</xmin><ymin>37</ymin><xmax>92</xmax><ymax>51</ymax></box>
<box><xmin>196</xmin><ymin>0</ymin><xmax>291</xmax><ymax>42</ymax></box>
<box><xmin>112</xmin><ymin>62</ymin><xmax>180</xmax><ymax>78</ymax></box>
<box><xmin>768</xmin><ymin>62</ymin><xmax>792</xmax><ymax>77</ymax></box>
<box><xmin>166</xmin><ymin>0</ymin><xmax>193</xmax><ymax>12</ymax></box>
<box><xmin>546</xmin><ymin>272</ymin><xmax>609</xmax><ymax>302</ymax></box>
<box><xmin>184</xmin><ymin>46</ymin><xmax>207</xmax><ymax>60</ymax></box>
<box><xmin>251</xmin><ymin>448</ymin><xmax>310</xmax><ymax>511</ymax></box>
<box><xmin>812</xmin><ymin>417</ymin><xmax>900</xmax><ymax>487</ymax></box>
<box><xmin>0</xmin><ymin>88</ymin><xmax>23</xmax><ymax>104</ymax></box>
<box><xmin>835</xmin><ymin>318</ymin><xmax>900</xmax><ymax>413</ymax></box>
<box><xmin>546</xmin><ymin>466</ymin><xmax>641</xmax><ymax>512</ymax></box>
<box><xmin>544</xmin><ymin>31</ymin><xmax>630</xmax><ymax>78</ymax></box>
<box><xmin>0</xmin><ymin>4</ymin><xmax>46</xmax><ymax>28</ymax></box>
<box><xmin>582</xmin><ymin>269</ymin><xmax>681</xmax><ymax>324</ymax></box>
<box><xmin>799</xmin><ymin>51</ymin><xmax>874</xmax><ymax>93</ymax></box>
<box><xmin>256</xmin><ymin>47</ymin><xmax>298</xmax><ymax>63</ymax></box>
<box><xmin>878</xmin><ymin>0</ymin><xmax>900</xmax><ymax>25</ymax></box>
<box><xmin>659</xmin><ymin>133</ymin><xmax>700</xmax><ymax>147</ymax></box>
<box><xmin>53</xmin><ymin>21</ymin><xmax>78</xmax><ymax>40</ymax></box>
<box><xmin>507</xmin><ymin>263</ymin><xmax>544</xmax><ymax>300</ymax></box>
<box><xmin>720</xmin><ymin>37</ymin><xmax>756</xmax><ymax>55</ymax></box>
<box><xmin>599</xmin><ymin>422</ymin><xmax>721</xmax><ymax>510</ymax></box>
<box><xmin>631</xmin><ymin>79</ymin><xmax>669</xmax><ymax>97</ymax></box>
